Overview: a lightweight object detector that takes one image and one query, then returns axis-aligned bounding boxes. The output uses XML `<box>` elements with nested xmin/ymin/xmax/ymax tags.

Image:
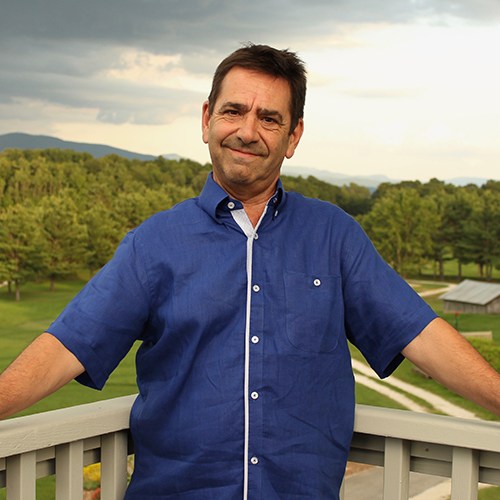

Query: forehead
<box><xmin>216</xmin><ymin>67</ymin><xmax>292</xmax><ymax>116</ymax></box>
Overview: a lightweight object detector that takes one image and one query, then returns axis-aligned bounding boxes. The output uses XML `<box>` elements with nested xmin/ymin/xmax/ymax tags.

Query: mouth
<box><xmin>223</xmin><ymin>138</ymin><xmax>264</xmax><ymax>159</ymax></box>
<box><xmin>228</xmin><ymin>147</ymin><xmax>260</xmax><ymax>159</ymax></box>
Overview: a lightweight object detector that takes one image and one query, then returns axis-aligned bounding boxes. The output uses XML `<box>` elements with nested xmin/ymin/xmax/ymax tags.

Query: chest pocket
<box><xmin>284</xmin><ymin>271</ymin><xmax>343</xmax><ymax>353</ymax></box>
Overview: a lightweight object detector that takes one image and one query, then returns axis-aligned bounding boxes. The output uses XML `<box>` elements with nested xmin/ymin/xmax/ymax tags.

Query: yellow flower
<box><xmin>83</xmin><ymin>463</ymin><xmax>101</xmax><ymax>484</ymax></box>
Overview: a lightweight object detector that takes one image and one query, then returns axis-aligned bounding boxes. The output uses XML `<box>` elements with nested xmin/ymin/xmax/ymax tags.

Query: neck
<box><xmin>213</xmin><ymin>175</ymin><xmax>279</xmax><ymax>227</ymax></box>
<box><xmin>241</xmin><ymin>199</ymin><xmax>268</xmax><ymax>227</ymax></box>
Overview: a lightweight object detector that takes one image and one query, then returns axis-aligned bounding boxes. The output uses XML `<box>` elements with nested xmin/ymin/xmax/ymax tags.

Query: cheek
<box><xmin>207</xmin><ymin>121</ymin><xmax>230</xmax><ymax>143</ymax></box>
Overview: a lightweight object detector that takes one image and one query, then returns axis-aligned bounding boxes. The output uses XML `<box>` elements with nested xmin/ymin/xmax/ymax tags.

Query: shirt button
<box><xmin>251</xmin><ymin>336</ymin><xmax>259</xmax><ymax>344</ymax></box>
<box><xmin>253</xmin><ymin>233</ymin><xmax>259</xmax><ymax>240</ymax></box>
<box><xmin>272</xmin><ymin>197</ymin><xmax>278</xmax><ymax>204</ymax></box>
<box><xmin>228</xmin><ymin>201</ymin><xmax>235</xmax><ymax>209</ymax></box>
<box><xmin>252</xmin><ymin>285</ymin><xmax>260</xmax><ymax>292</ymax></box>
<box><xmin>250</xmin><ymin>456</ymin><xmax>259</xmax><ymax>465</ymax></box>
<box><xmin>274</xmin><ymin>210</ymin><xmax>279</xmax><ymax>217</ymax></box>
<box><xmin>314</xmin><ymin>279</ymin><xmax>321</xmax><ymax>287</ymax></box>
<box><xmin>251</xmin><ymin>391</ymin><xmax>259</xmax><ymax>400</ymax></box>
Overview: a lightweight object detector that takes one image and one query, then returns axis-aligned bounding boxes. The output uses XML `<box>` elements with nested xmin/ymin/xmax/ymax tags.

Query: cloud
<box><xmin>2</xmin><ymin>0</ymin><xmax>500</xmax><ymax>133</ymax></box>
<box><xmin>337</xmin><ymin>88</ymin><xmax>421</xmax><ymax>99</ymax></box>
<box><xmin>3</xmin><ymin>0</ymin><xmax>499</xmax><ymax>51</ymax></box>
<box><xmin>0</xmin><ymin>46</ymin><xmax>204</xmax><ymax>126</ymax></box>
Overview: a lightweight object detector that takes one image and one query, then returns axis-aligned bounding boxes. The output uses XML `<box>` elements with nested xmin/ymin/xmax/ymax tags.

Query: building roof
<box><xmin>439</xmin><ymin>279</ymin><xmax>500</xmax><ymax>305</ymax></box>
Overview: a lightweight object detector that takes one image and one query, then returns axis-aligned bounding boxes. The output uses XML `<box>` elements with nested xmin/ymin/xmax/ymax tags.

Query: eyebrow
<box><xmin>218</xmin><ymin>102</ymin><xmax>284</xmax><ymax>124</ymax></box>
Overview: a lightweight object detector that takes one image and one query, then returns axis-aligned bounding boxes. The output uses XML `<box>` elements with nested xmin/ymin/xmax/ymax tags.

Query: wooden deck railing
<box><xmin>1</xmin><ymin>395</ymin><xmax>500</xmax><ymax>499</ymax></box>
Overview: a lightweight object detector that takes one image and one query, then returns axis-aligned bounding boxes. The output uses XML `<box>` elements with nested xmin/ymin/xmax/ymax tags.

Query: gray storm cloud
<box><xmin>1</xmin><ymin>0</ymin><xmax>498</xmax><ymax>127</ymax></box>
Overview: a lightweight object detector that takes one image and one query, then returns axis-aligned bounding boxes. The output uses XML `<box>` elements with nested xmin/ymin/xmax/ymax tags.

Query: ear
<box><xmin>285</xmin><ymin>118</ymin><xmax>304</xmax><ymax>159</ymax></box>
<box><xmin>202</xmin><ymin>101</ymin><xmax>210</xmax><ymax>144</ymax></box>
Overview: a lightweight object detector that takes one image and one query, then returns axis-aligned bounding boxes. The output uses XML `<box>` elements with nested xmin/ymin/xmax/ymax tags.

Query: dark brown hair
<box><xmin>207</xmin><ymin>43</ymin><xmax>307</xmax><ymax>134</ymax></box>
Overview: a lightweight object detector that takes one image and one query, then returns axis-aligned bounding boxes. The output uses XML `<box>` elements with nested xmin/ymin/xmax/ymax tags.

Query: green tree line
<box><xmin>360</xmin><ymin>178</ymin><xmax>500</xmax><ymax>279</ymax></box>
<box><xmin>1</xmin><ymin>148</ymin><xmax>499</xmax><ymax>299</ymax></box>
<box><xmin>0</xmin><ymin>149</ymin><xmax>209</xmax><ymax>299</ymax></box>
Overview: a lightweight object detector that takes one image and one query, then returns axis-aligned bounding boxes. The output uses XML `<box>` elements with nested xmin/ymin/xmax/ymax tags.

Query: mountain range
<box><xmin>0</xmin><ymin>132</ymin><xmax>492</xmax><ymax>189</ymax></box>
<box><xmin>0</xmin><ymin>132</ymin><xmax>181</xmax><ymax>162</ymax></box>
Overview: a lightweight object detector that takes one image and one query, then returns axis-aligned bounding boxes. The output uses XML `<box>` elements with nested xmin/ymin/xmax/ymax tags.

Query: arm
<box><xmin>402</xmin><ymin>317</ymin><xmax>500</xmax><ymax>417</ymax></box>
<box><xmin>0</xmin><ymin>332</ymin><xmax>85</xmax><ymax>420</ymax></box>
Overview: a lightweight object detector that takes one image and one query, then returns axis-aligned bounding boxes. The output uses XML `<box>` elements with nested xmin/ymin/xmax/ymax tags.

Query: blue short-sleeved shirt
<box><xmin>48</xmin><ymin>173</ymin><xmax>437</xmax><ymax>500</ymax></box>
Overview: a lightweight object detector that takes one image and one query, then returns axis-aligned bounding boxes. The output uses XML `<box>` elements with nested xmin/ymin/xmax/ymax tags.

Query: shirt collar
<box><xmin>198</xmin><ymin>172</ymin><xmax>285</xmax><ymax>223</ymax></box>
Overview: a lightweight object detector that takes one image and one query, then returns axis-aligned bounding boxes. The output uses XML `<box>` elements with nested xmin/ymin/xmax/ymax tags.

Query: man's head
<box><xmin>207</xmin><ymin>44</ymin><xmax>307</xmax><ymax>134</ymax></box>
<box><xmin>202</xmin><ymin>44</ymin><xmax>306</xmax><ymax>204</ymax></box>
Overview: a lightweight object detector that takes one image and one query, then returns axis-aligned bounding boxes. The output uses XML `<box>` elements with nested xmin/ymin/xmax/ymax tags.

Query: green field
<box><xmin>478</xmin><ymin>486</ymin><xmax>500</xmax><ymax>499</ymax></box>
<box><xmin>0</xmin><ymin>278</ymin><xmax>139</xmax><ymax>417</ymax></box>
<box><xmin>417</xmin><ymin>259</ymin><xmax>500</xmax><ymax>282</ymax></box>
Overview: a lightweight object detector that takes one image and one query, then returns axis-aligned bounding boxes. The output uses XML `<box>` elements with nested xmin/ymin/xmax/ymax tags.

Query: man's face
<box><xmin>202</xmin><ymin>67</ymin><xmax>303</xmax><ymax>199</ymax></box>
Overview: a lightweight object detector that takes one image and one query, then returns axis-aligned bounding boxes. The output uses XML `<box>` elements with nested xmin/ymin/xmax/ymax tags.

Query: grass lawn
<box><xmin>355</xmin><ymin>382</ymin><xmax>409</xmax><ymax>411</ymax></box>
<box><xmin>0</xmin><ymin>277</ymin><xmax>139</xmax><ymax>418</ymax></box>
<box><xmin>479</xmin><ymin>486</ymin><xmax>500</xmax><ymax>499</ymax></box>
<box><xmin>0</xmin><ymin>477</ymin><xmax>56</xmax><ymax>500</ymax></box>
<box><xmin>417</xmin><ymin>259</ymin><xmax>500</xmax><ymax>282</ymax></box>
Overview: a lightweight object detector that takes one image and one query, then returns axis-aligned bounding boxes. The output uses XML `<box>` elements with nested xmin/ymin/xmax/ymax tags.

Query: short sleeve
<box><xmin>48</xmin><ymin>230</ymin><xmax>151</xmax><ymax>389</ymax></box>
<box><xmin>341</xmin><ymin>221</ymin><xmax>437</xmax><ymax>378</ymax></box>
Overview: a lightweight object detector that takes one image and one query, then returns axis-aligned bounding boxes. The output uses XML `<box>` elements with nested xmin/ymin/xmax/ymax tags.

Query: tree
<box><xmin>441</xmin><ymin>190</ymin><xmax>475</xmax><ymax>280</ymax></box>
<box><xmin>461</xmin><ymin>191</ymin><xmax>500</xmax><ymax>281</ymax></box>
<box><xmin>338</xmin><ymin>183</ymin><xmax>373</xmax><ymax>216</ymax></box>
<box><xmin>0</xmin><ymin>204</ymin><xmax>47</xmax><ymax>300</ymax></box>
<box><xmin>39</xmin><ymin>194</ymin><xmax>87</xmax><ymax>291</ymax></box>
<box><xmin>425</xmin><ymin>189</ymin><xmax>452</xmax><ymax>281</ymax></box>
<box><xmin>83</xmin><ymin>201</ymin><xmax>121</xmax><ymax>277</ymax></box>
<box><xmin>360</xmin><ymin>188</ymin><xmax>439</xmax><ymax>277</ymax></box>
<box><xmin>481</xmin><ymin>179</ymin><xmax>500</xmax><ymax>193</ymax></box>
<box><xmin>281</xmin><ymin>175</ymin><xmax>342</xmax><ymax>205</ymax></box>
<box><xmin>111</xmin><ymin>184</ymin><xmax>194</xmax><ymax>232</ymax></box>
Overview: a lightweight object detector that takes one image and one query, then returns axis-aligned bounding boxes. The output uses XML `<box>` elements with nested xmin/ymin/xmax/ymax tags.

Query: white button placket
<box><xmin>230</xmin><ymin>206</ymin><xmax>267</xmax><ymax>500</ymax></box>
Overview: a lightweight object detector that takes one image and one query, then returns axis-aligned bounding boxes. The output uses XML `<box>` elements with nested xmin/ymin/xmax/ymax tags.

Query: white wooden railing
<box><xmin>0</xmin><ymin>396</ymin><xmax>134</xmax><ymax>500</ymax></box>
<box><xmin>1</xmin><ymin>395</ymin><xmax>500</xmax><ymax>499</ymax></box>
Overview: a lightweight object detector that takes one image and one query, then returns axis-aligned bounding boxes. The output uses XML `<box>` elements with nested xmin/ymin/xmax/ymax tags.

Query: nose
<box><xmin>237</xmin><ymin>114</ymin><xmax>259</xmax><ymax>145</ymax></box>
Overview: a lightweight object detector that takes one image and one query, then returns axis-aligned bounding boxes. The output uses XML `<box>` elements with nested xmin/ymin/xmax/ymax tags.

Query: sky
<box><xmin>2</xmin><ymin>0</ymin><xmax>500</xmax><ymax>182</ymax></box>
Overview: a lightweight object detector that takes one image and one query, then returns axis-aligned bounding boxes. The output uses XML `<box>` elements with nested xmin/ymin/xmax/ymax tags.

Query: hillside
<box><xmin>0</xmin><ymin>132</ymin><xmax>180</xmax><ymax>162</ymax></box>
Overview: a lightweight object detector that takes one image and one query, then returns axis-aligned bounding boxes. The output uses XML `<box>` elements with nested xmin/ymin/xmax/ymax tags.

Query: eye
<box><xmin>262</xmin><ymin>116</ymin><xmax>278</xmax><ymax>125</ymax></box>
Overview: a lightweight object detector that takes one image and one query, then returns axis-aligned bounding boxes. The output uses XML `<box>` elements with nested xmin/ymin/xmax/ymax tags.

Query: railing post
<box><xmin>101</xmin><ymin>430</ymin><xmax>129</xmax><ymax>500</ymax></box>
<box><xmin>451</xmin><ymin>447</ymin><xmax>479</xmax><ymax>500</ymax></box>
<box><xmin>339</xmin><ymin>476</ymin><xmax>345</xmax><ymax>500</ymax></box>
<box><xmin>6</xmin><ymin>451</ymin><xmax>36</xmax><ymax>500</ymax></box>
<box><xmin>55</xmin><ymin>440</ymin><xmax>84</xmax><ymax>499</ymax></box>
<box><xmin>383</xmin><ymin>437</ymin><xmax>410</xmax><ymax>500</ymax></box>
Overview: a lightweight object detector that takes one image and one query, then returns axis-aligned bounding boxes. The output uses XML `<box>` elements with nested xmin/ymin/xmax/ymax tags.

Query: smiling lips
<box><xmin>222</xmin><ymin>138</ymin><xmax>265</xmax><ymax>159</ymax></box>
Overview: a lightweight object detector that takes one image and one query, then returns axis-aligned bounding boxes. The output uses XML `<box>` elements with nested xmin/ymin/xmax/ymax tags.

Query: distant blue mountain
<box><xmin>282</xmin><ymin>166</ymin><xmax>494</xmax><ymax>189</ymax></box>
<box><xmin>281</xmin><ymin>166</ymin><xmax>400</xmax><ymax>190</ymax></box>
<box><xmin>0</xmin><ymin>132</ymin><xmax>180</xmax><ymax>162</ymax></box>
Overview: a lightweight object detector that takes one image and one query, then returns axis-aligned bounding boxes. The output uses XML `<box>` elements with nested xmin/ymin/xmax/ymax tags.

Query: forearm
<box><xmin>0</xmin><ymin>332</ymin><xmax>85</xmax><ymax>420</ymax></box>
<box><xmin>402</xmin><ymin>318</ymin><xmax>500</xmax><ymax>417</ymax></box>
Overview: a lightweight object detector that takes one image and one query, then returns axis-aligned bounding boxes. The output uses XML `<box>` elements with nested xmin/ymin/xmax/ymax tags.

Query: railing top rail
<box><xmin>354</xmin><ymin>404</ymin><xmax>500</xmax><ymax>453</ymax></box>
<box><xmin>2</xmin><ymin>398</ymin><xmax>500</xmax><ymax>460</ymax></box>
<box><xmin>0</xmin><ymin>394</ymin><xmax>137</xmax><ymax>458</ymax></box>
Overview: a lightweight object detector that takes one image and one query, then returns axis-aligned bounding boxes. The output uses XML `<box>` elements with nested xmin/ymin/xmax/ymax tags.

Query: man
<box><xmin>1</xmin><ymin>44</ymin><xmax>500</xmax><ymax>500</ymax></box>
